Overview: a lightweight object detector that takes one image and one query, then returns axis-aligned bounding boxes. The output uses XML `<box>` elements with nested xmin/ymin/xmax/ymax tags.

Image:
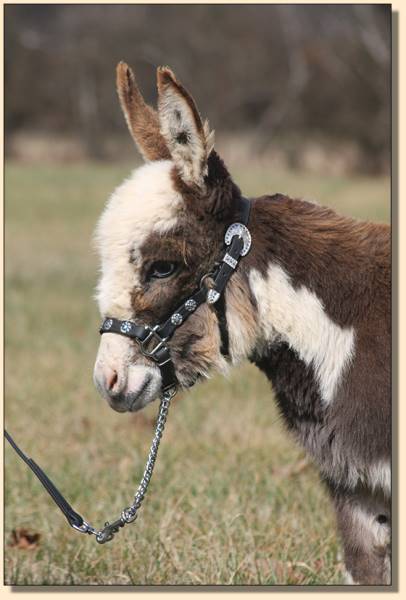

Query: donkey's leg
<box><xmin>333</xmin><ymin>487</ymin><xmax>391</xmax><ymax>585</ymax></box>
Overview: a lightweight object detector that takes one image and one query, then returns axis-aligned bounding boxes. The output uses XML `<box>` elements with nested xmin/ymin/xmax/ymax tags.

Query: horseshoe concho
<box><xmin>224</xmin><ymin>223</ymin><xmax>251</xmax><ymax>256</ymax></box>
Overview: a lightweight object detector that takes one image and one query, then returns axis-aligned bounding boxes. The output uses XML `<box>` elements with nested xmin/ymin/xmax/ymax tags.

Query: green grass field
<box><xmin>4</xmin><ymin>160</ymin><xmax>390</xmax><ymax>586</ymax></box>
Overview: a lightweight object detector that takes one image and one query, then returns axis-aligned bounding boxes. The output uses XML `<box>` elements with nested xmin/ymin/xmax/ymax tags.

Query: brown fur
<box><xmin>116</xmin><ymin>62</ymin><xmax>170</xmax><ymax>161</ymax></box>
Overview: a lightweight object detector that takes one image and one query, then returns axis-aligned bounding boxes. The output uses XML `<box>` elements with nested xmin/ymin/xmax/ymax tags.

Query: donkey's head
<box><xmin>94</xmin><ymin>63</ymin><xmax>251</xmax><ymax>413</ymax></box>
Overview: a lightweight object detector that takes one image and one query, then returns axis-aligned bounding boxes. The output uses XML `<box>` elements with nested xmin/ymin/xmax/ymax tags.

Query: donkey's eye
<box><xmin>148</xmin><ymin>261</ymin><xmax>178</xmax><ymax>280</ymax></box>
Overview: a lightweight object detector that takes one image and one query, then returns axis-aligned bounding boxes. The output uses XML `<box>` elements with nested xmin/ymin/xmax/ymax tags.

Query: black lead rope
<box><xmin>4</xmin><ymin>430</ymin><xmax>86</xmax><ymax>531</ymax></box>
<box><xmin>4</xmin><ymin>196</ymin><xmax>251</xmax><ymax>543</ymax></box>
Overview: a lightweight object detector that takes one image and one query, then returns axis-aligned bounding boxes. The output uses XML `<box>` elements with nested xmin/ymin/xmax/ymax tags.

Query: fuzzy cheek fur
<box><xmin>164</xmin><ymin>305</ymin><xmax>229</xmax><ymax>388</ymax></box>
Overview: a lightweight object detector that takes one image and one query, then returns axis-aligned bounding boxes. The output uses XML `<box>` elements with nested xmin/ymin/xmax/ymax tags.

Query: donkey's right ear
<box><xmin>116</xmin><ymin>62</ymin><xmax>170</xmax><ymax>161</ymax></box>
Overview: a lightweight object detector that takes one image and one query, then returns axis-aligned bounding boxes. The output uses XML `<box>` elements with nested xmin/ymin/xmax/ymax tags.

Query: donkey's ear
<box><xmin>116</xmin><ymin>62</ymin><xmax>170</xmax><ymax>161</ymax></box>
<box><xmin>157</xmin><ymin>67</ymin><xmax>215</xmax><ymax>188</ymax></box>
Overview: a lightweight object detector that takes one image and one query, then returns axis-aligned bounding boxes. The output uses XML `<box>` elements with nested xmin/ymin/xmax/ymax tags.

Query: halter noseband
<box><xmin>99</xmin><ymin>195</ymin><xmax>252</xmax><ymax>393</ymax></box>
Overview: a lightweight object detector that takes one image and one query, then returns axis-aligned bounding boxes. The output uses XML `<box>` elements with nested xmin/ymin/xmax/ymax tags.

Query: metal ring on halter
<box><xmin>139</xmin><ymin>325</ymin><xmax>168</xmax><ymax>358</ymax></box>
<box><xmin>199</xmin><ymin>272</ymin><xmax>215</xmax><ymax>290</ymax></box>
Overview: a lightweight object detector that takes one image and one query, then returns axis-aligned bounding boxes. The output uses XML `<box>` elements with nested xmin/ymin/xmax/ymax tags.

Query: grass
<box><xmin>4</xmin><ymin>160</ymin><xmax>390</xmax><ymax>586</ymax></box>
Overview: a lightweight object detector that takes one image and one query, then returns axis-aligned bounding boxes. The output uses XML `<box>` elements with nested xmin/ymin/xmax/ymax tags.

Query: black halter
<box><xmin>99</xmin><ymin>195</ymin><xmax>251</xmax><ymax>393</ymax></box>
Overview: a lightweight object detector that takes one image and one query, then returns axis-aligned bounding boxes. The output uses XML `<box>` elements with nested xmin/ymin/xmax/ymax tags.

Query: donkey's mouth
<box><xmin>127</xmin><ymin>374</ymin><xmax>154</xmax><ymax>412</ymax></box>
<box><xmin>104</xmin><ymin>373</ymin><xmax>157</xmax><ymax>413</ymax></box>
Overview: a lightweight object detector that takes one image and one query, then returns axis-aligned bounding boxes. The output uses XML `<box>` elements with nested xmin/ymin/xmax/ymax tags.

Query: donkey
<box><xmin>93</xmin><ymin>62</ymin><xmax>391</xmax><ymax>585</ymax></box>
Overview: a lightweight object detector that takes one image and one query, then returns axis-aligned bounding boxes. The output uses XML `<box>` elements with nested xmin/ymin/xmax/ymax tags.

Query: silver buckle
<box><xmin>139</xmin><ymin>325</ymin><xmax>168</xmax><ymax>358</ymax></box>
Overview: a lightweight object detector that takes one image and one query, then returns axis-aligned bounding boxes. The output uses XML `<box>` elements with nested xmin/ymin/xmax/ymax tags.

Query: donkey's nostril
<box><xmin>106</xmin><ymin>368</ymin><xmax>118</xmax><ymax>391</ymax></box>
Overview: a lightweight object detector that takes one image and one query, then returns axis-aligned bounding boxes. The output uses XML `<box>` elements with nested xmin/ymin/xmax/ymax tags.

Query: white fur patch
<box><xmin>344</xmin><ymin>571</ymin><xmax>358</xmax><ymax>585</ymax></box>
<box><xmin>368</xmin><ymin>461</ymin><xmax>391</xmax><ymax>496</ymax></box>
<box><xmin>351</xmin><ymin>505</ymin><xmax>390</xmax><ymax>548</ymax></box>
<box><xmin>225</xmin><ymin>274</ymin><xmax>260</xmax><ymax>364</ymax></box>
<box><xmin>227</xmin><ymin>308</ymin><xmax>255</xmax><ymax>363</ymax></box>
<box><xmin>324</xmin><ymin>459</ymin><xmax>391</xmax><ymax>494</ymax></box>
<box><xmin>94</xmin><ymin>160</ymin><xmax>183</xmax><ymax>318</ymax></box>
<box><xmin>249</xmin><ymin>264</ymin><xmax>355</xmax><ymax>405</ymax></box>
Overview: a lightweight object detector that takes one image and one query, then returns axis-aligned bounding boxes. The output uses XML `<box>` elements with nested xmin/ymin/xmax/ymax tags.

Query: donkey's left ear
<box><xmin>157</xmin><ymin>67</ymin><xmax>215</xmax><ymax>189</ymax></box>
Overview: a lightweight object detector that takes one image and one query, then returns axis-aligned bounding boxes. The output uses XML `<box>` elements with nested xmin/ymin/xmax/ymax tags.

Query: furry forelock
<box><xmin>94</xmin><ymin>160</ymin><xmax>184</xmax><ymax>318</ymax></box>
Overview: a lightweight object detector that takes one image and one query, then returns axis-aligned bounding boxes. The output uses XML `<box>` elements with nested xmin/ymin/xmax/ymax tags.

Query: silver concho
<box><xmin>171</xmin><ymin>313</ymin><xmax>183</xmax><ymax>325</ymax></box>
<box><xmin>185</xmin><ymin>299</ymin><xmax>197</xmax><ymax>312</ymax></box>
<box><xmin>103</xmin><ymin>318</ymin><xmax>113</xmax><ymax>330</ymax></box>
<box><xmin>207</xmin><ymin>289</ymin><xmax>220</xmax><ymax>304</ymax></box>
<box><xmin>120</xmin><ymin>321</ymin><xmax>132</xmax><ymax>334</ymax></box>
<box><xmin>224</xmin><ymin>223</ymin><xmax>251</xmax><ymax>256</ymax></box>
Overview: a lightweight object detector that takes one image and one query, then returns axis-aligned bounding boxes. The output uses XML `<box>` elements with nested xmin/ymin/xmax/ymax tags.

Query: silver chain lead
<box><xmin>126</xmin><ymin>389</ymin><xmax>174</xmax><ymax>515</ymax></box>
<box><xmin>75</xmin><ymin>388</ymin><xmax>176</xmax><ymax>544</ymax></box>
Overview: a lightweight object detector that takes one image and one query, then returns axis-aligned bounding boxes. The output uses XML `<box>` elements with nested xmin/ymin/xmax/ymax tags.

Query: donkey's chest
<box><xmin>251</xmin><ymin>342</ymin><xmax>326</xmax><ymax>432</ymax></box>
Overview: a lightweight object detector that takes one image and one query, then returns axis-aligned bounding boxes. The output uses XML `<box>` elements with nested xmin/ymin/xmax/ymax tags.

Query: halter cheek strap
<box><xmin>99</xmin><ymin>196</ymin><xmax>252</xmax><ymax>392</ymax></box>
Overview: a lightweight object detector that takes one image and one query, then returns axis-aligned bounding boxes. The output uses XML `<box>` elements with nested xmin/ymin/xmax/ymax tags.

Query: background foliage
<box><xmin>5</xmin><ymin>4</ymin><xmax>390</xmax><ymax>172</ymax></box>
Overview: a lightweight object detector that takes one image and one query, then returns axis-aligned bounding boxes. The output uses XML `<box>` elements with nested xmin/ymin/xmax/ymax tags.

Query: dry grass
<box><xmin>4</xmin><ymin>160</ymin><xmax>389</xmax><ymax>585</ymax></box>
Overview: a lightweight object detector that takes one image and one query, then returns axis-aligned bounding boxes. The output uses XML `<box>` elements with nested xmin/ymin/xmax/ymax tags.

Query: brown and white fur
<box><xmin>93</xmin><ymin>63</ymin><xmax>391</xmax><ymax>585</ymax></box>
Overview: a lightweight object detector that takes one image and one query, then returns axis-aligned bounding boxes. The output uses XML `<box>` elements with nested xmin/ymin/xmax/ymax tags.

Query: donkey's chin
<box><xmin>124</xmin><ymin>386</ymin><xmax>158</xmax><ymax>412</ymax></box>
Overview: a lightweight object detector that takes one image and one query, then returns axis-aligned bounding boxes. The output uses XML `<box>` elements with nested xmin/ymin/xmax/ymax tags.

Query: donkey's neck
<box><xmin>225</xmin><ymin>193</ymin><xmax>380</xmax><ymax>403</ymax></box>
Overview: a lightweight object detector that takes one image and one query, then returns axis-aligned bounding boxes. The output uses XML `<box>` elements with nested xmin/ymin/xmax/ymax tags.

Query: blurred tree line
<box><xmin>5</xmin><ymin>4</ymin><xmax>390</xmax><ymax>173</ymax></box>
